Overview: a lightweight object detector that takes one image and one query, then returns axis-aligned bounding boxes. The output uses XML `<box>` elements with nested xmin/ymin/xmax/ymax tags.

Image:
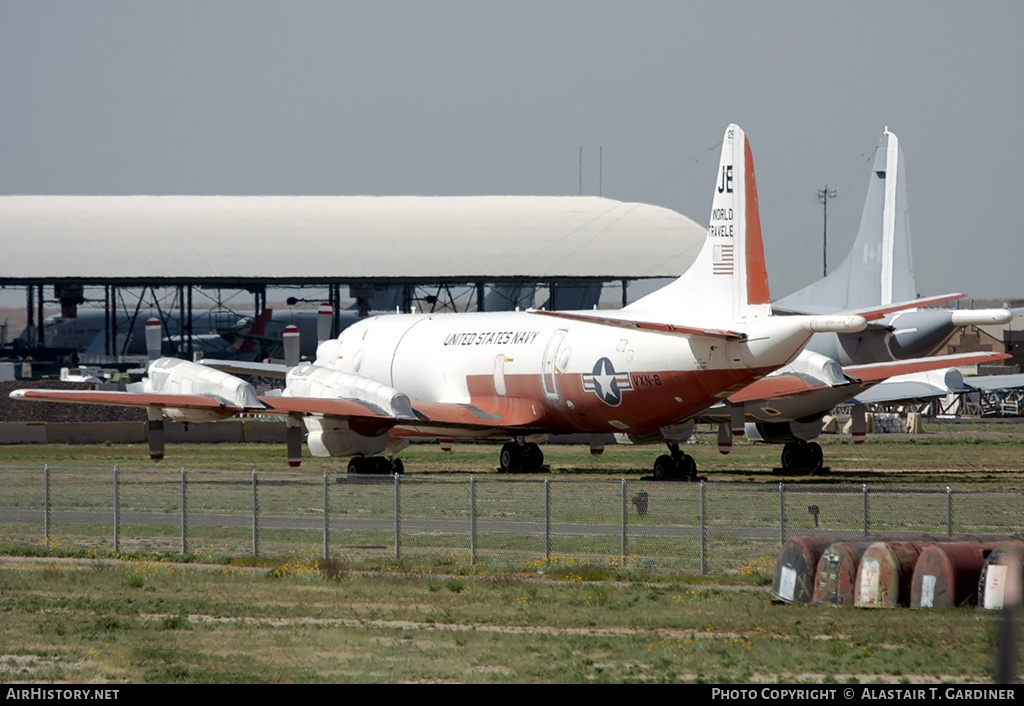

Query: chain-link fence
<box><xmin>2</xmin><ymin>466</ymin><xmax>1022</xmax><ymax>573</ymax></box>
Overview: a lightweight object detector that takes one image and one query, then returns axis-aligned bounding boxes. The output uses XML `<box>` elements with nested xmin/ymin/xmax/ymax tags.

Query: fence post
<box><xmin>44</xmin><ymin>464</ymin><xmax>50</xmax><ymax>547</ymax></box>
<box><xmin>394</xmin><ymin>473</ymin><xmax>401</xmax><ymax>560</ymax></box>
<box><xmin>113</xmin><ymin>466</ymin><xmax>119</xmax><ymax>554</ymax></box>
<box><xmin>323</xmin><ymin>472</ymin><xmax>329</xmax><ymax>560</ymax></box>
<box><xmin>180</xmin><ymin>469</ymin><xmax>187</xmax><ymax>556</ymax></box>
<box><xmin>778</xmin><ymin>482</ymin><xmax>784</xmax><ymax>547</ymax></box>
<box><xmin>700</xmin><ymin>481</ymin><xmax>706</xmax><ymax>575</ymax></box>
<box><xmin>946</xmin><ymin>486</ymin><xmax>952</xmax><ymax>538</ymax></box>
<box><xmin>620</xmin><ymin>478</ymin><xmax>627</xmax><ymax>562</ymax></box>
<box><xmin>251</xmin><ymin>470</ymin><xmax>259</xmax><ymax>557</ymax></box>
<box><xmin>862</xmin><ymin>484</ymin><xmax>869</xmax><ymax>537</ymax></box>
<box><xmin>470</xmin><ymin>475</ymin><xmax>476</xmax><ymax>565</ymax></box>
<box><xmin>544</xmin><ymin>479</ymin><xmax>551</xmax><ymax>560</ymax></box>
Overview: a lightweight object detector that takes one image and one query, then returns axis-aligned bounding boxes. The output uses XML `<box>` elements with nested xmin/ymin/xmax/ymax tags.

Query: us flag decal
<box><xmin>713</xmin><ymin>243</ymin><xmax>734</xmax><ymax>275</ymax></box>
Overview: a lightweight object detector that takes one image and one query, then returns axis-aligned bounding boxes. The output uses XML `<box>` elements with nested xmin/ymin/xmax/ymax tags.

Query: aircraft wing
<box><xmin>961</xmin><ymin>373</ymin><xmax>1024</xmax><ymax>391</ymax></box>
<box><xmin>9</xmin><ymin>388</ymin><xmax>256</xmax><ymax>412</ymax></box>
<box><xmin>842</xmin><ymin>351</ymin><xmax>1010</xmax><ymax>382</ymax></box>
<box><xmin>255</xmin><ymin>394</ymin><xmax>546</xmax><ymax>432</ymax></box>
<box><xmin>848</xmin><ymin>375</ymin><xmax>963</xmax><ymax>406</ymax></box>
<box><xmin>727</xmin><ymin>373</ymin><xmax>841</xmax><ymax>403</ymax></box>
<box><xmin>202</xmin><ymin>359</ymin><xmax>291</xmax><ymax>379</ymax></box>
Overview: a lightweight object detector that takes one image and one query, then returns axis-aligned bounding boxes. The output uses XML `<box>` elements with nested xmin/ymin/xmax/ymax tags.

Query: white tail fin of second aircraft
<box><xmin>625</xmin><ymin>124</ymin><xmax>772</xmax><ymax>321</ymax></box>
<box><xmin>776</xmin><ymin>128</ymin><xmax>916</xmax><ymax>313</ymax></box>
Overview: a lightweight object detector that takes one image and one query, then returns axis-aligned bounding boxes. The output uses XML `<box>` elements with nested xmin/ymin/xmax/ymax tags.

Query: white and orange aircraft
<box><xmin>13</xmin><ymin>124</ymin><xmax>937</xmax><ymax>474</ymax></box>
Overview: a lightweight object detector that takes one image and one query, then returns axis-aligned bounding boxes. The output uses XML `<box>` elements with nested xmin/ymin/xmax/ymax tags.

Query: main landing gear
<box><xmin>498</xmin><ymin>440</ymin><xmax>545</xmax><ymax>472</ymax></box>
<box><xmin>347</xmin><ymin>456</ymin><xmax>405</xmax><ymax>474</ymax></box>
<box><xmin>777</xmin><ymin>441</ymin><xmax>824</xmax><ymax>474</ymax></box>
<box><xmin>652</xmin><ymin>442</ymin><xmax>702</xmax><ymax>482</ymax></box>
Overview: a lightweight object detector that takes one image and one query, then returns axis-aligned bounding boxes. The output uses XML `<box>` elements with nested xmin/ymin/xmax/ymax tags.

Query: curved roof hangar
<box><xmin>0</xmin><ymin>195</ymin><xmax>705</xmax><ymax>286</ymax></box>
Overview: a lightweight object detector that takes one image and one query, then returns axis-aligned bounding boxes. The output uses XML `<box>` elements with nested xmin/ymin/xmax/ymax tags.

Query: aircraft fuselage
<box><xmin>319</xmin><ymin>311</ymin><xmax>779</xmax><ymax>438</ymax></box>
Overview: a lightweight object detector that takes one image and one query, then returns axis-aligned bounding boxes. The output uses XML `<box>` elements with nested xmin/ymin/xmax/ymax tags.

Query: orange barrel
<box><xmin>854</xmin><ymin>541</ymin><xmax>926</xmax><ymax>608</ymax></box>
<box><xmin>772</xmin><ymin>537</ymin><xmax>837</xmax><ymax>603</ymax></box>
<box><xmin>979</xmin><ymin>542</ymin><xmax>1024</xmax><ymax>610</ymax></box>
<box><xmin>813</xmin><ymin>541</ymin><xmax>875</xmax><ymax>606</ymax></box>
<box><xmin>911</xmin><ymin>542</ymin><xmax>988</xmax><ymax>608</ymax></box>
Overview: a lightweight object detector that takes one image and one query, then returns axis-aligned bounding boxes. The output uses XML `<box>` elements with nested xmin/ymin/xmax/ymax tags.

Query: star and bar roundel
<box><xmin>581</xmin><ymin>357</ymin><xmax>633</xmax><ymax>406</ymax></box>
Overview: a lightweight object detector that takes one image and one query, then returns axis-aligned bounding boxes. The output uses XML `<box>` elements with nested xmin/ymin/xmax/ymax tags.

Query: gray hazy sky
<box><xmin>2</xmin><ymin>1</ymin><xmax>1021</xmax><ymax>301</ymax></box>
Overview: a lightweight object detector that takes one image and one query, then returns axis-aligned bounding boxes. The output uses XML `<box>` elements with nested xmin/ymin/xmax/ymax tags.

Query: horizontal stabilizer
<box><xmin>529</xmin><ymin>310</ymin><xmax>745</xmax><ymax>340</ymax></box>
<box><xmin>776</xmin><ymin>293</ymin><xmax>966</xmax><ymax>321</ymax></box>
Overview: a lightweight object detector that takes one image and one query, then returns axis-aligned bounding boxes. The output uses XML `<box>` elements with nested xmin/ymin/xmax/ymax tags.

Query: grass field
<box><xmin>0</xmin><ymin>552</ymin><xmax>1013</xmax><ymax>684</ymax></box>
<box><xmin>1</xmin><ymin>422</ymin><xmax>1022</xmax><ymax>683</ymax></box>
<box><xmin>2</xmin><ymin>419</ymin><xmax>1024</xmax><ymax>484</ymax></box>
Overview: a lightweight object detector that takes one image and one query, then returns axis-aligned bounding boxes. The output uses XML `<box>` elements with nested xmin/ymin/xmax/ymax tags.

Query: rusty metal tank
<box><xmin>910</xmin><ymin>542</ymin><xmax>988</xmax><ymax>608</ymax></box>
<box><xmin>812</xmin><ymin>541</ymin><xmax>875</xmax><ymax>606</ymax></box>
<box><xmin>854</xmin><ymin>541</ymin><xmax>926</xmax><ymax>607</ymax></box>
<box><xmin>771</xmin><ymin>536</ymin><xmax>837</xmax><ymax>603</ymax></box>
<box><xmin>979</xmin><ymin>542</ymin><xmax>1024</xmax><ymax>610</ymax></box>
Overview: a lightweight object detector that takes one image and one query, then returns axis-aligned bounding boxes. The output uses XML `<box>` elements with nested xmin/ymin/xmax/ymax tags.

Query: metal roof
<box><xmin>0</xmin><ymin>195</ymin><xmax>705</xmax><ymax>285</ymax></box>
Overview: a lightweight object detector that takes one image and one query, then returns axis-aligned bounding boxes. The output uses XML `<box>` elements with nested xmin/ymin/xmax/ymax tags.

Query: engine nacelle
<box><xmin>305</xmin><ymin>417</ymin><xmax>390</xmax><ymax>458</ymax></box>
<box><xmin>285</xmin><ymin>363</ymin><xmax>414</xmax><ymax>419</ymax></box>
<box><xmin>748</xmin><ymin>419</ymin><xmax>823</xmax><ymax>444</ymax></box>
<box><xmin>142</xmin><ymin>358</ymin><xmax>261</xmax><ymax>423</ymax></box>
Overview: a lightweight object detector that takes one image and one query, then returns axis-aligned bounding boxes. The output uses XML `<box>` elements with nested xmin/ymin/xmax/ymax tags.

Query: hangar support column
<box><xmin>36</xmin><ymin>285</ymin><xmax>43</xmax><ymax>347</ymax></box>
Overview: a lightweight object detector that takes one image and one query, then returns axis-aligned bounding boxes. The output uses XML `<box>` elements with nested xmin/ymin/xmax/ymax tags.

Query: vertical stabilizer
<box><xmin>777</xmin><ymin>129</ymin><xmax>916</xmax><ymax>312</ymax></box>
<box><xmin>625</xmin><ymin>124</ymin><xmax>772</xmax><ymax>320</ymax></box>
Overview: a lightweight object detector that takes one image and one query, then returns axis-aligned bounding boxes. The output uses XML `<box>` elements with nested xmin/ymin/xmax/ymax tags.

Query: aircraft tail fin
<box><xmin>777</xmin><ymin>128</ymin><xmax>915</xmax><ymax>312</ymax></box>
<box><xmin>625</xmin><ymin>124</ymin><xmax>772</xmax><ymax>320</ymax></box>
<box><xmin>236</xmin><ymin>308</ymin><xmax>274</xmax><ymax>356</ymax></box>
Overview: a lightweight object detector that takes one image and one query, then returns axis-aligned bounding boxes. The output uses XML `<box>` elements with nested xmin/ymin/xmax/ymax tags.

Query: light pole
<box><xmin>817</xmin><ymin>185</ymin><xmax>837</xmax><ymax>276</ymax></box>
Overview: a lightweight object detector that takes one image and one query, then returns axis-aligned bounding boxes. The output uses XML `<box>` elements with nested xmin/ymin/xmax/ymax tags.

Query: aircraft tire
<box><xmin>680</xmin><ymin>454</ymin><xmax>698</xmax><ymax>481</ymax></box>
<box><xmin>525</xmin><ymin>442</ymin><xmax>544</xmax><ymax>469</ymax></box>
<box><xmin>780</xmin><ymin>442</ymin><xmax>799</xmax><ymax>471</ymax></box>
<box><xmin>347</xmin><ymin>457</ymin><xmax>364</xmax><ymax>474</ymax></box>
<box><xmin>499</xmin><ymin>442</ymin><xmax>520</xmax><ymax>471</ymax></box>
<box><xmin>805</xmin><ymin>443</ymin><xmax>823</xmax><ymax>470</ymax></box>
<box><xmin>391</xmin><ymin>458</ymin><xmax>405</xmax><ymax>475</ymax></box>
<box><xmin>653</xmin><ymin>455</ymin><xmax>674</xmax><ymax>481</ymax></box>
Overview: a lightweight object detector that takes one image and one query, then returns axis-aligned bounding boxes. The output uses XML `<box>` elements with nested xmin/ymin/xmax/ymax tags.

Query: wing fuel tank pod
<box><xmin>812</xmin><ymin>541</ymin><xmax>875</xmax><ymax>606</ymax></box>
<box><xmin>910</xmin><ymin>542</ymin><xmax>989</xmax><ymax>608</ymax></box>
<box><xmin>772</xmin><ymin>537</ymin><xmax>837</xmax><ymax>604</ymax></box>
<box><xmin>854</xmin><ymin>541</ymin><xmax>926</xmax><ymax>608</ymax></box>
